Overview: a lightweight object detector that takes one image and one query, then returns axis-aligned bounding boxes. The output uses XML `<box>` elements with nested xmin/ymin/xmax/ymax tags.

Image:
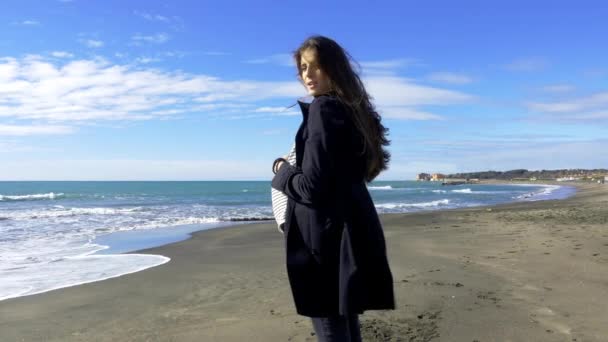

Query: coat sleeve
<box><xmin>271</xmin><ymin>97</ymin><xmax>346</xmax><ymax>206</ymax></box>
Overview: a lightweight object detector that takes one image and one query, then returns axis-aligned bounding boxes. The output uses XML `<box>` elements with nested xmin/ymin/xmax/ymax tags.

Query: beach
<box><xmin>0</xmin><ymin>181</ymin><xmax>606</xmax><ymax>341</ymax></box>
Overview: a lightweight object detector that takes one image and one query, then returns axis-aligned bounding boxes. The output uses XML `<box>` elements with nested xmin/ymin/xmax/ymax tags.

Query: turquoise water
<box><xmin>0</xmin><ymin>180</ymin><xmax>576</xmax><ymax>301</ymax></box>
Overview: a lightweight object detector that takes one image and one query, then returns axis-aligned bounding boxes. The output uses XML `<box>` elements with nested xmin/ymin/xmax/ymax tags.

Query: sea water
<box><xmin>0</xmin><ymin>180</ymin><xmax>576</xmax><ymax>300</ymax></box>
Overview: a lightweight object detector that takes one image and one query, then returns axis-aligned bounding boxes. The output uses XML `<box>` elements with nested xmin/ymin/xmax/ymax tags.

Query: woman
<box><xmin>271</xmin><ymin>35</ymin><xmax>395</xmax><ymax>341</ymax></box>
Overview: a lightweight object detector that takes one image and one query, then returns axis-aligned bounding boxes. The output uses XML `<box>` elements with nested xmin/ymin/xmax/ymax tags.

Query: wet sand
<box><xmin>0</xmin><ymin>181</ymin><xmax>606</xmax><ymax>341</ymax></box>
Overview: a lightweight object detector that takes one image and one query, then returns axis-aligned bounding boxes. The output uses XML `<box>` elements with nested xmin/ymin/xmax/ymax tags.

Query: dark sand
<box><xmin>1</xmin><ymin>181</ymin><xmax>606</xmax><ymax>341</ymax></box>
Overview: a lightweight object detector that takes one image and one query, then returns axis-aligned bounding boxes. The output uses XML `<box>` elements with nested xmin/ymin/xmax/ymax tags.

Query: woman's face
<box><xmin>299</xmin><ymin>48</ymin><xmax>331</xmax><ymax>97</ymax></box>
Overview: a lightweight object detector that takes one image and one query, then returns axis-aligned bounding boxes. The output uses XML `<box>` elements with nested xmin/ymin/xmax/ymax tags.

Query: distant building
<box><xmin>431</xmin><ymin>173</ymin><xmax>446</xmax><ymax>181</ymax></box>
<box><xmin>417</xmin><ymin>173</ymin><xmax>431</xmax><ymax>181</ymax></box>
<box><xmin>556</xmin><ymin>176</ymin><xmax>580</xmax><ymax>181</ymax></box>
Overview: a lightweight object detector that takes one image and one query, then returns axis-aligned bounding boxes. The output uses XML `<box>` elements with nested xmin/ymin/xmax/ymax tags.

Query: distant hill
<box><xmin>445</xmin><ymin>169</ymin><xmax>608</xmax><ymax>180</ymax></box>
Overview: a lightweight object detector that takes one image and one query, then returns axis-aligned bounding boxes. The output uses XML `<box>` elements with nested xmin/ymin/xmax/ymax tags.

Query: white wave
<box><xmin>112</xmin><ymin>216</ymin><xmax>221</xmax><ymax>231</ymax></box>
<box><xmin>367</xmin><ymin>185</ymin><xmax>393</xmax><ymax>190</ymax></box>
<box><xmin>0</xmin><ymin>192</ymin><xmax>64</xmax><ymax>201</ymax></box>
<box><xmin>4</xmin><ymin>206</ymin><xmax>150</xmax><ymax>220</ymax></box>
<box><xmin>511</xmin><ymin>184</ymin><xmax>562</xmax><ymax>201</ymax></box>
<box><xmin>451</xmin><ymin>188</ymin><xmax>472</xmax><ymax>193</ymax></box>
<box><xmin>0</xmin><ymin>254</ymin><xmax>169</xmax><ymax>301</ymax></box>
<box><xmin>433</xmin><ymin>188</ymin><xmax>502</xmax><ymax>194</ymax></box>
<box><xmin>70</xmin><ymin>206</ymin><xmax>147</xmax><ymax>215</ymax></box>
<box><xmin>376</xmin><ymin>199</ymin><xmax>450</xmax><ymax>209</ymax></box>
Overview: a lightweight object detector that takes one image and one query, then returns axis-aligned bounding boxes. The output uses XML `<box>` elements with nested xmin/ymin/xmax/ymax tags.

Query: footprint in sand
<box><xmin>530</xmin><ymin>307</ymin><xmax>572</xmax><ymax>336</ymax></box>
<box><xmin>476</xmin><ymin>291</ymin><xmax>501</xmax><ymax>305</ymax></box>
<box><xmin>423</xmin><ymin>281</ymin><xmax>464</xmax><ymax>287</ymax></box>
<box><xmin>360</xmin><ymin>312</ymin><xmax>441</xmax><ymax>341</ymax></box>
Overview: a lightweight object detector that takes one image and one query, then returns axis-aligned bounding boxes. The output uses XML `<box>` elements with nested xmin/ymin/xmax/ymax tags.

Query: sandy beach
<box><xmin>0</xmin><ymin>181</ymin><xmax>606</xmax><ymax>341</ymax></box>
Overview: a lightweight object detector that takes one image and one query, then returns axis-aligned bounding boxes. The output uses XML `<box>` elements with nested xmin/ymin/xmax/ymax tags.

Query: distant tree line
<box><xmin>446</xmin><ymin>169</ymin><xmax>608</xmax><ymax>180</ymax></box>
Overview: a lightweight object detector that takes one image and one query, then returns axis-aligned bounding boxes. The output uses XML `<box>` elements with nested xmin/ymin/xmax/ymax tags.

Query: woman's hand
<box><xmin>273</xmin><ymin>155</ymin><xmax>288</xmax><ymax>174</ymax></box>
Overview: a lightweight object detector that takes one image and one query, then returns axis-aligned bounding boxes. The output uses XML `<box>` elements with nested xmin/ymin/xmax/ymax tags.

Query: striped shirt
<box><xmin>271</xmin><ymin>143</ymin><xmax>297</xmax><ymax>233</ymax></box>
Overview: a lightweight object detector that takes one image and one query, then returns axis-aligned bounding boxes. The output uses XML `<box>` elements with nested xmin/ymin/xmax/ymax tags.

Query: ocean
<box><xmin>0</xmin><ymin>180</ymin><xmax>576</xmax><ymax>301</ymax></box>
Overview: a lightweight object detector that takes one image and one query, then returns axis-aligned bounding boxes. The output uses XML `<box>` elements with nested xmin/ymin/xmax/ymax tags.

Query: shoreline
<box><xmin>1</xmin><ymin>180</ymin><xmax>606</xmax><ymax>341</ymax></box>
<box><xmin>100</xmin><ymin>180</ymin><xmax>576</xmax><ymax>256</ymax></box>
<box><xmin>0</xmin><ymin>181</ymin><xmax>572</xmax><ymax>303</ymax></box>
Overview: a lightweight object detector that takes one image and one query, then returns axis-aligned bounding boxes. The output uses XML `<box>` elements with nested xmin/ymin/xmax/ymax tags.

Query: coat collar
<box><xmin>297</xmin><ymin>92</ymin><xmax>339</xmax><ymax>119</ymax></box>
<box><xmin>297</xmin><ymin>99</ymin><xmax>311</xmax><ymax>120</ymax></box>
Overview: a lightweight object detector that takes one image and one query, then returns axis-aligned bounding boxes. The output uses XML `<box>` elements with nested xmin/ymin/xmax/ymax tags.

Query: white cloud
<box><xmin>133</xmin><ymin>11</ymin><xmax>184</xmax><ymax>31</ymax></box>
<box><xmin>0</xmin><ymin>56</ymin><xmax>474</xmax><ymax>126</ymax></box>
<box><xmin>162</xmin><ymin>51</ymin><xmax>187</xmax><ymax>58</ymax></box>
<box><xmin>527</xmin><ymin>102</ymin><xmax>579</xmax><ymax>113</ymax></box>
<box><xmin>582</xmin><ymin>68</ymin><xmax>607</xmax><ymax>78</ymax></box>
<box><xmin>0</xmin><ymin>56</ymin><xmax>303</xmax><ymax>124</ymax></box>
<box><xmin>81</xmin><ymin>39</ymin><xmax>104</xmax><ymax>48</ymax></box>
<box><xmin>254</xmin><ymin>106</ymin><xmax>299</xmax><ymax>116</ymax></box>
<box><xmin>237</xmin><ymin>56</ymin><xmax>471</xmax><ymax>120</ymax></box>
<box><xmin>541</xmin><ymin>84</ymin><xmax>575</xmax><ymax>93</ymax></box>
<box><xmin>244</xmin><ymin>53</ymin><xmax>293</xmax><ymax>66</ymax></box>
<box><xmin>359</xmin><ymin>58</ymin><xmax>421</xmax><ymax>70</ymax></box>
<box><xmin>0</xmin><ymin>124</ymin><xmax>75</xmax><ymax>136</ymax></box>
<box><xmin>20</xmin><ymin>20</ymin><xmax>40</xmax><ymax>26</ymax></box>
<box><xmin>135</xmin><ymin>57</ymin><xmax>161</xmax><ymax>64</ymax></box>
<box><xmin>365</xmin><ymin>76</ymin><xmax>474</xmax><ymax>106</ymax></box>
<box><xmin>11</xmin><ymin>20</ymin><xmax>40</xmax><ymax>26</ymax></box>
<box><xmin>50</xmin><ymin>51</ymin><xmax>74</xmax><ymax>58</ymax></box>
<box><xmin>0</xmin><ymin>57</ymin><xmax>19</xmax><ymax>80</ymax></box>
<box><xmin>527</xmin><ymin>91</ymin><xmax>608</xmax><ymax>117</ymax></box>
<box><xmin>132</xmin><ymin>33</ymin><xmax>170</xmax><ymax>45</ymax></box>
<box><xmin>377</xmin><ymin>107</ymin><xmax>445</xmax><ymax>120</ymax></box>
<box><xmin>193</xmin><ymin>103</ymin><xmax>252</xmax><ymax>111</ymax></box>
<box><xmin>134</xmin><ymin>11</ymin><xmax>170</xmax><ymax>23</ymax></box>
<box><xmin>426</xmin><ymin>72</ymin><xmax>473</xmax><ymax>85</ymax></box>
<box><xmin>357</xmin><ymin>58</ymin><xmax>423</xmax><ymax>77</ymax></box>
<box><xmin>0</xmin><ymin>159</ymin><xmax>274</xmax><ymax>181</ymax></box>
<box><xmin>505</xmin><ymin>57</ymin><xmax>547</xmax><ymax>71</ymax></box>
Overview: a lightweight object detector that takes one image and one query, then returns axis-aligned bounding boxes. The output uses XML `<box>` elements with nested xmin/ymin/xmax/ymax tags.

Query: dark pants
<box><xmin>310</xmin><ymin>314</ymin><xmax>362</xmax><ymax>342</ymax></box>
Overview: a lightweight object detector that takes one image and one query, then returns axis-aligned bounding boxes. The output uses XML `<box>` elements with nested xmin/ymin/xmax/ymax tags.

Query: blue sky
<box><xmin>1</xmin><ymin>0</ymin><xmax>607</xmax><ymax>181</ymax></box>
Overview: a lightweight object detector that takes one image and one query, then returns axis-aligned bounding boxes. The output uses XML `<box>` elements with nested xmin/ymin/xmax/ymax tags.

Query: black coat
<box><xmin>271</xmin><ymin>94</ymin><xmax>395</xmax><ymax>317</ymax></box>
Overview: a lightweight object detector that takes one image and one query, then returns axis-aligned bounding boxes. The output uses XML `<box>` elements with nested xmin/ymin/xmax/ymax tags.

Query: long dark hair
<box><xmin>293</xmin><ymin>35</ymin><xmax>391</xmax><ymax>183</ymax></box>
